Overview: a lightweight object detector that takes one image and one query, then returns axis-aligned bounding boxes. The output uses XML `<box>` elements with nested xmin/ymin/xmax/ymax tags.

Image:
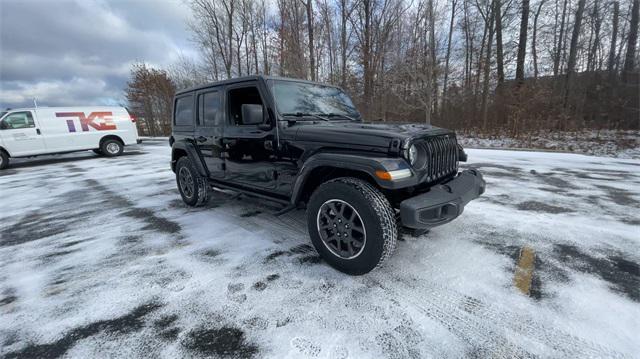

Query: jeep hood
<box><xmin>291</xmin><ymin>122</ymin><xmax>454</xmax><ymax>148</ymax></box>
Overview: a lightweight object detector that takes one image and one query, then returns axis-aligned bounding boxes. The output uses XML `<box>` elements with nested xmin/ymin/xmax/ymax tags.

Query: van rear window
<box><xmin>174</xmin><ymin>95</ymin><xmax>194</xmax><ymax>126</ymax></box>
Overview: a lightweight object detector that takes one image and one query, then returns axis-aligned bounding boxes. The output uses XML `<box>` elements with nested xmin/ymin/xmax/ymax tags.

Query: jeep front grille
<box><xmin>417</xmin><ymin>134</ymin><xmax>459</xmax><ymax>182</ymax></box>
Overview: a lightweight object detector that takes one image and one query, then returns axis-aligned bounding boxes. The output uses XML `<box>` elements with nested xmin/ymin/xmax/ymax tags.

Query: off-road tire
<box><xmin>176</xmin><ymin>156</ymin><xmax>211</xmax><ymax>207</ymax></box>
<box><xmin>100</xmin><ymin>139</ymin><xmax>123</xmax><ymax>157</ymax></box>
<box><xmin>307</xmin><ymin>177</ymin><xmax>397</xmax><ymax>275</ymax></box>
<box><xmin>0</xmin><ymin>150</ymin><xmax>9</xmax><ymax>170</ymax></box>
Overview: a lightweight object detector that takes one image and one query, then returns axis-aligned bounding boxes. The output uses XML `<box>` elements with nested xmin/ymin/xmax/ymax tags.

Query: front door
<box><xmin>195</xmin><ymin>89</ymin><xmax>225</xmax><ymax>178</ymax></box>
<box><xmin>0</xmin><ymin>111</ymin><xmax>47</xmax><ymax>156</ymax></box>
<box><xmin>222</xmin><ymin>83</ymin><xmax>277</xmax><ymax>190</ymax></box>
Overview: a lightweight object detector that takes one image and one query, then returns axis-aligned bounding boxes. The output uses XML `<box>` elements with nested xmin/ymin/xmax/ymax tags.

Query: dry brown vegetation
<box><xmin>126</xmin><ymin>0</ymin><xmax>640</xmax><ymax>140</ymax></box>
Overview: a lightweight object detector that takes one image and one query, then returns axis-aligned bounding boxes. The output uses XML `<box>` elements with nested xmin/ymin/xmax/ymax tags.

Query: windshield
<box><xmin>0</xmin><ymin>112</ymin><xmax>6</xmax><ymax>119</ymax></box>
<box><xmin>269</xmin><ymin>80</ymin><xmax>360</xmax><ymax>119</ymax></box>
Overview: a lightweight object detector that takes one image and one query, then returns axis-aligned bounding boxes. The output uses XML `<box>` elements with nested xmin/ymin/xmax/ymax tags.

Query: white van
<box><xmin>0</xmin><ymin>106</ymin><xmax>141</xmax><ymax>169</ymax></box>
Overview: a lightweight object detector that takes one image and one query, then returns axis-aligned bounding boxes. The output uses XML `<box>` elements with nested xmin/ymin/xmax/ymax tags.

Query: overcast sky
<box><xmin>0</xmin><ymin>0</ymin><xmax>197</xmax><ymax>109</ymax></box>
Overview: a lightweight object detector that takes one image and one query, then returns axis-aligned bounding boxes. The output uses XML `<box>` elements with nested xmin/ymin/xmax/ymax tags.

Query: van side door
<box><xmin>195</xmin><ymin>89</ymin><xmax>225</xmax><ymax>178</ymax></box>
<box><xmin>0</xmin><ymin>111</ymin><xmax>47</xmax><ymax>156</ymax></box>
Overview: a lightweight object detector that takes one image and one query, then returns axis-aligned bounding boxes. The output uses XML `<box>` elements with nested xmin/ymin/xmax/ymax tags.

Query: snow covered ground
<box><xmin>1</xmin><ymin>140</ymin><xmax>639</xmax><ymax>358</ymax></box>
<box><xmin>458</xmin><ymin>130</ymin><xmax>640</xmax><ymax>159</ymax></box>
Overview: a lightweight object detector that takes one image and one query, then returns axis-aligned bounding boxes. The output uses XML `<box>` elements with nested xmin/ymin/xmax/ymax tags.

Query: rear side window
<box><xmin>1</xmin><ymin>111</ymin><xmax>35</xmax><ymax>129</ymax></box>
<box><xmin>198</xmin><ymin>91</ymin><xmax>221</xmax><ymax>127</ymax></box>
<box><xmin>174</xmin><ymin>95</ymin><xmax>194</xmax><ymax>126</ymax></box>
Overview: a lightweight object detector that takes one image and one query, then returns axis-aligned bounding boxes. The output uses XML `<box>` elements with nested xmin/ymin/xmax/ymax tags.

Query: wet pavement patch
<box><xmin>240</xmin><ymin>210</ymin><xmax>262</xmax><ymax>218</ymax></box>
<box><xmin>122</xmin><ymin>208</ymin><xmax>181</xmax><ymax>234</ymax></box>
<box><xmin>516</xmin><ymin>201</ymin><xmax>573</xmax><ymax>214</ymax></box>
<box><xmin>182</xmin><ymin>327</ymin><xmax>258</xmax><ymax>358</ymax></box>
<box><xmin>553</xmin><ymin>244</ymin><xmax>640</xmax><ymax>302</ymax></box>
<box><xmin>289</xmin><ymin>244</ymin><xmax>315</xmax><ymax>254</ymax></box>
<box><xmin>154</xmin><ymin>314</ymin><xmax>179</xmax><ymax>330</ymax></box>
<box><xmin>42</xmin><ymin>249</ymin><xmax>78</xmax><ymax>260</ymax></box>
<box><xmin>0</xmin><ymin>294</ymin><xmax>17</xmax><ymax>306</ymax></box>
<box><xmin>595</xmin><ymin>185</ymin><xmax>639</xmax><ymax>207</ymax></box>
<box><xmin>58</xmin><ymin>239</ymin><xmax>88</xmax><ymax>248</ymax></box>
<box><xmin>263</xmin><ymin>250</ymin><xmax>288</xmax><ymax>263</ymax></box>
<box><xmin>202</xmin><ymin>249</ymin><xmax>221</xmax><ymax>258</ymax></box>
<box><xmin>253</xmin><ymin>281</ymin><xmax>267</xmax><ymax>291</ymax></box>
<box><xmin>266</xmin><ymin>274</ymin><xmax>280</xmax><ymax>282</ymax></box>
<box><xmin>299</xmin><ymin>255</ymin><xmax>322</xmax><ymax>265</ymax></box>
<box><xmin>531</xmin><ymin>171</ymin><xmax>578</xmax><ymax>189</ymax></box>
<box><xmin>0</xmin><ymin>211</ymin><xmax>69</xmax><ymax>247</ymax></box>
<box><xmin>3</xmin><ymin>302</ymin><xmax>162</xmax><ymax>358</ymax></box>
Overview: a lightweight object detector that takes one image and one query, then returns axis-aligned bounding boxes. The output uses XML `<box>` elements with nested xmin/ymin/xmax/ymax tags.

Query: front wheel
<box><xmin>176</xmin><ymin>156</ymin><xmax>211</xmax><ymax>207</ymax></box>
<box><xmin>307</xmin><ymin>177</ymin><xmax>398</xmax><ymax>275</ymax></box>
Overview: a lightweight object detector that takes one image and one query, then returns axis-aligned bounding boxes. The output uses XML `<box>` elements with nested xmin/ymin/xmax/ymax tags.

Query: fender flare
<box><xmin>290</xmin><ymin>152</ymin><xmax>411</xmax><ymax>205</ymax></box>
<box><xmin>171</xmin><ymin>140</ymin><xmax>209</xmax><ymax>177</ymax></box>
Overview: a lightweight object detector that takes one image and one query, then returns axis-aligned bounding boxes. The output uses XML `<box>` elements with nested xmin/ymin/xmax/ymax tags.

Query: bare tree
<box><xmin>494</xmin><ymin>0</ymin><xmax>505</xmax><ymax>84</ymax></box>
<box><xmin>553</xmin><ymin>0</ymin><xmax>568</xmax><ymax>76</ymax></box>
<box><xmin>564</xmin><ymin>0</ymin><xmax>587</xmax><ymax>107</ymax></box>
<box><xmin>622</xmin><ymin>0</ymin><xmax>639</xmax><ymax>82</ymax></box>
<box><xmin>442</xmin><ymin>0</ymin><xmax>458</xmax><ymax>111</ymax></box>
<box><xmin>515</xmin><ymin>0</ymin><xmax>530</xmax><ymax>83</ymax></box>
<box><xmin>608</xmin><ymin>1</ymin><xmax>620</xmax><ymax>78</ymax></box>
<box><xmin>532</xmin><ymin>0</ymin><xmax>547</xmax><ymax>78</ymax></box>
<box><xmin>301</xmin><ymin>0</ymin><xmax>316</xmax><ymax>80</ymax></box>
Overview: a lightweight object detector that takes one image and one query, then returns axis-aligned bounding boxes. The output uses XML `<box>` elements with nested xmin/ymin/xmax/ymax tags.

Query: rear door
<box><xmin>0</xmin><ymin>110</ymin><xmax>47</xmax><ymax>156</ymax></box>
<box><xmin>195</xmin><ymin>88</ymin><xmax>225</xmax><ymax>178</ymax></box>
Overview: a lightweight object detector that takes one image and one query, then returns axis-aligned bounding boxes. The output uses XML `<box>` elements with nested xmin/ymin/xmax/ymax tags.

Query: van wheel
<box><xmin>101</xmin><ymin>139</ymin><xmax>123</xmax><ymax>157</ymax></box>
<box><xmin>0</xmin><ymin>151</ymin><xmax>9</xmax><ymax>170</ymax></box>
<box><xmin>176</xmin><ymin>156</ymin><xmax>211</xmax><ymax>207</ymax></box>
<box><xmin>307</xmin><ymin>177</ymin><xmax>397</xmax><ymax>275</ymax></box>
<box><xmin>92</xmin><ymin>149</ymin><xmax>103</xmax><ymax>155</ymax></box>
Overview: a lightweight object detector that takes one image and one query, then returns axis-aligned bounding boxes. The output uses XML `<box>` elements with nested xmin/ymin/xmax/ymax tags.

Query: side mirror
<box><xmin>241</xmin><ymin>104</ymin><xmax>264</xmax><ymax>125</ymax></box>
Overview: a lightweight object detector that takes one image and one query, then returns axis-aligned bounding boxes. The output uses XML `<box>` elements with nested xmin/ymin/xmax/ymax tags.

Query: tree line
<box><xmin>127</xmin><ymin>0</ymin><xmax>639</xmax><ymax>137</ymax></box>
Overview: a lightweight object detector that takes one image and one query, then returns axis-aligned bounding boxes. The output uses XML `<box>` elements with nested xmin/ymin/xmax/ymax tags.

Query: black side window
<box><xmin>1</xmin><ymin>111</ymin><xmax>35</xmax><ymax>129</ymax></box>
<box><xmin>198</xmin><ymin>91</ymin><xmax>221</xmax><ymax>127</ymax></box>
<box><xmin>227</xmin><ymin>86</ymin><xmax>263</xmax><ymax>125</ymax></box>
<box><xmin>174</xmin><ymin>95</ymin><xmax>194</xmax><ymax>126</ymax></box>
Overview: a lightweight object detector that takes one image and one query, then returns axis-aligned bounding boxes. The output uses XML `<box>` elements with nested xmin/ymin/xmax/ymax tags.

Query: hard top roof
<box><xmin>174</xmin><ymin>75</ymin><xmax>341</xmax><ymax>96</ymax></box>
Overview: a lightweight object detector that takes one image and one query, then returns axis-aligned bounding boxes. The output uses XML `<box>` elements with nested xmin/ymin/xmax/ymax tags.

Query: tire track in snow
<box><xmin>369</xmin><ymin>273</ymin><xmax>628</xmax><ymax>358</ymax></box>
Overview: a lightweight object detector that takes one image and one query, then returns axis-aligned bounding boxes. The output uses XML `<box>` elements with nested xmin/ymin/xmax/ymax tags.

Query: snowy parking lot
<box><xmin>1</xmin><ymin>139</ymin><xmax>638</xmax><ymax>358</ymax></box>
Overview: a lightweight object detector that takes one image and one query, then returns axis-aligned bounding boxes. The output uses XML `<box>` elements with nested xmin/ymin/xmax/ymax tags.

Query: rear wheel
<box><xmin>176</xmin><ymin>156</ymin><xmax>211</xmax><ymax>207</ymax></box>
<box><xmin>307</xmin><ymin>177</ymin><xmax>397</xmax><ymax>275</ymax></box>
<box><xmin>0</xmin><ymin>151</ymin><xmax>9</xmax><ymax>170</ymax></box>
<box><xmin>100</xmin><ymin>139</ymin><xmax>123</xmax><ymax>157</ymax></box>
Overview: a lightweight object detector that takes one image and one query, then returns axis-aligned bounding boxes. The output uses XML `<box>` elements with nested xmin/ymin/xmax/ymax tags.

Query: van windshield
<box><xmin>0</xmin><ymin>112</ymin><xmax>6</xmax><ymax>119</ymax></box>
<box><xmin>269</xmin><ymin>80</ymin><xmax>360</xmax><ymax>119</ymax></box>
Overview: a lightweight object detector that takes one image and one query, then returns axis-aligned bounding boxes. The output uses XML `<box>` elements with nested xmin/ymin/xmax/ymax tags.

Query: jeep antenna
<box><xmin>33</xmin><ymin>98</ymin><xmax>38</xmax><ymax>108</ymax></box>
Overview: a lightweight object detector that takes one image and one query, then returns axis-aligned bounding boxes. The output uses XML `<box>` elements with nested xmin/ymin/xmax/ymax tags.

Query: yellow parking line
<box><xmin>514</xmin><ymin>246</ymin><xmax>536</xmax><ymax>295</ymax></box>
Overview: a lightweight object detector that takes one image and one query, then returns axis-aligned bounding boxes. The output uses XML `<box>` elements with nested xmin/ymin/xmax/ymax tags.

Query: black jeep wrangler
<box><xmin>170</xmin><ymin>76</ymin><xmax>485</xmax><ymax>275</ymax></box>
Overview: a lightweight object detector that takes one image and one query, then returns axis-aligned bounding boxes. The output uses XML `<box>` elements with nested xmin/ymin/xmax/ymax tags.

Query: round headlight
<box><xmin>408</xmin><ymin>144</ymin><xmax>418</xmax><ymax>165</ymax></box>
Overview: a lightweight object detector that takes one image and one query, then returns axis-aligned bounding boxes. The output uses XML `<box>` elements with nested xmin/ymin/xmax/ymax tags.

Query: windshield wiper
<box><xmin>281</xmin><ymin>112</ymin><xmax>330</xmax><ymax>122</ymax></box>
<box><xmin>324</xmin><ymin>113</ymin><xmax>358</xmax><ymax>121</ymax></box>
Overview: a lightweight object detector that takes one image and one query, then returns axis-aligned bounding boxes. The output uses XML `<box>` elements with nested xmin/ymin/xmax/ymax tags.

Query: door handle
<box><xmin>36</xmin><ymin>128</ymin><xmax>41</xmax><ymax>135</ymax></box>
<box><xmin>196</xmin><ymin>136</ymin><xmax>207</xmax><ymax>143</ymax></box>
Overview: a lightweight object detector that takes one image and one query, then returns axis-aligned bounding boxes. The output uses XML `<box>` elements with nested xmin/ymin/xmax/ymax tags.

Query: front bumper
<box><xmin>400</xmin><ymin>169</ymin><xmax>485</xmax><ymax>229</ymax></box>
